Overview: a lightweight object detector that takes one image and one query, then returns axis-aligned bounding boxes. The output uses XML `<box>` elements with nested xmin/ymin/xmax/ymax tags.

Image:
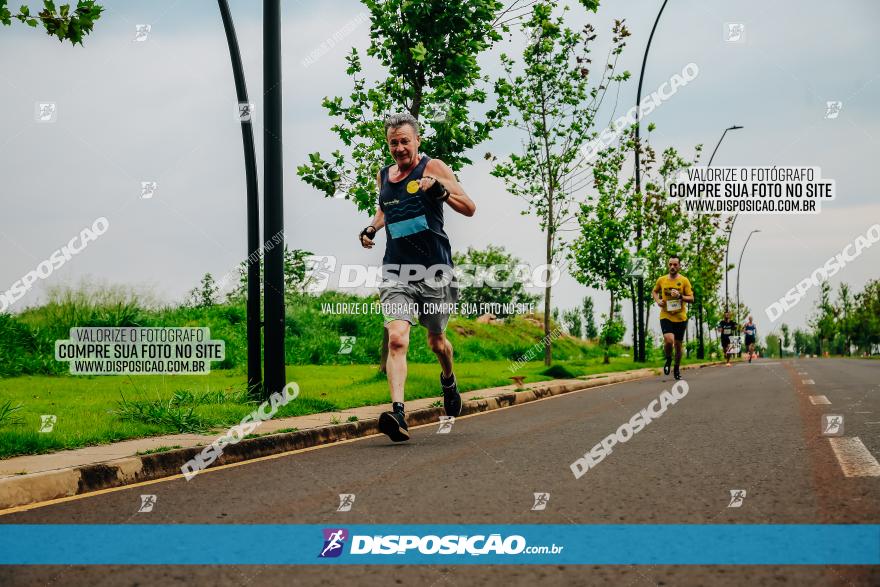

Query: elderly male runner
<box><xmin>651</xmin><ymin>255</ymin><xmax>694</xmax><ymax>380</ymax></box>
<box><xmin>359</xmin><ymin>112</ymin><xmax>476</xmax><ymax>442</ymax></box>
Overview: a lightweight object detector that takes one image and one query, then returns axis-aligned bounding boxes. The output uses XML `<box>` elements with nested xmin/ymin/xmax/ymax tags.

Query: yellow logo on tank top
<box><xmin>406</xmin><ymin>180</ymin><xmax>420</xmax><ymax>194</ymax></box>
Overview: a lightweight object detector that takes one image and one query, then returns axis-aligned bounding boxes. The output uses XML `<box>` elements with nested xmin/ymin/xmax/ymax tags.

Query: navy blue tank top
<box><xmin>379</xmin><ymin>155</ymin><xmax>453</xmax><ymax>277</ymax></box>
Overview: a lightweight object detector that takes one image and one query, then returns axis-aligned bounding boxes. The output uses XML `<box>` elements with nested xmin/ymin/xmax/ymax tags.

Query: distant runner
<box><xmin>651</xmin><ymin>255</ymin><xmax>695</xmax><ymax>380</ymax></box>
<box><xmin>743</xmin><ymin>316</ymin><xmax>758</xmax><ymax>363</ymax></box>
<box><xmin>359</xmin><ymin>112</ymin><xmax>476</xmax><ymax>442</ymax></box>
<box><xmin>717</xmin><ymin>310</ymin><xmax>737</xmax><ymax>366</ymax></box>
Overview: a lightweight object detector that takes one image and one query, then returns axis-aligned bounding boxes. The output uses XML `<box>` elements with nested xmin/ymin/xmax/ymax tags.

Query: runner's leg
<box><xmin>386</xmin><ymin>320</ymin><xmax>411</xmax><ymax>405</ymax></box>
<box><xmin>427</xmin><ymin>332</ymin><xmax>454</xmax><ymax>379</ymax></box>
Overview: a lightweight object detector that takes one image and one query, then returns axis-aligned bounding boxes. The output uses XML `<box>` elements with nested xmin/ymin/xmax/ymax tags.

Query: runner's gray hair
<box><xmin>384</xmin><ymin>112</ymin><xmax>420</xmax><ymax>136</ymax></box>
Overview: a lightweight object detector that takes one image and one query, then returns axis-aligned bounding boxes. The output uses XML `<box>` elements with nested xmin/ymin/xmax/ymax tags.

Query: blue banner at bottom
<box><xmin>0</xmin><ymin>525</ymin><xmax>877</xmax><ymax>565</ymax></box>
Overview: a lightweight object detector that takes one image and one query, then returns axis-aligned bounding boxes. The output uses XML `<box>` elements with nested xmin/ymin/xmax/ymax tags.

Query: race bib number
<box><xmin>722</xmin><ymin>328</ymin><xmax>732</xmax><ymax>335</ymax></box>
<box><xmin>666</xmin><ymin>299</ymin><xmax>682</xmax><ymax>312</ymax></box>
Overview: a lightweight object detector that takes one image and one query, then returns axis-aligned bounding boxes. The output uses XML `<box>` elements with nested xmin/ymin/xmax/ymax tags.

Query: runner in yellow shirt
<box><xmin>651</xmin><ymin>255</ymin><xmax>694</xmax><ymax>380</ymax></box>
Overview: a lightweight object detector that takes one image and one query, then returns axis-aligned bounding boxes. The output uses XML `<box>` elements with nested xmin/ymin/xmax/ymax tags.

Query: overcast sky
<box><xmin>1</xmin><ymin>0</ymin><xmax>878</xmax><ymax>338</ymax></box>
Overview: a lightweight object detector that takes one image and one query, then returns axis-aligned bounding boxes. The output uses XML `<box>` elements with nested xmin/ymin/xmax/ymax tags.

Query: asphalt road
<box><xmin>1</xmin><ymin>358</ymin><xmax>878</xmax><ymax>586</ymax></box>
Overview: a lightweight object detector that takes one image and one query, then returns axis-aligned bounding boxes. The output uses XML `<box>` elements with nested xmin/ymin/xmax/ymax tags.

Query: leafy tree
<box><xmin>452</xmin><ymin>245</ymin><xmax>540</xmax><ymax>317</ymax></box>
<box><xmin>582</xmin><ymin>295</ymin><xmax>597</xmax><ymax>339</ymax></box>
<box><xmin>599</xmin><ymin>301</ymin><xmax>625</xmax><ymax>364</ymax></box>
<box><xmin>1</xmin><ymin>0</ymin><xmax>102</xmax><ymax>45</ymax></box>
<box><xmin>852</xmin><ymin>279</ymin><xmax>880</xmax><ymax>353</ymax></box>
<box><xmin>810</xmin><ymin>281</ymin><xmax>836</xmax><ymax>355</ymax></box>
<box><xmin>562</xmin><ymin>308</ymin><xmax>582</xmax><ymax>338</ymax></box>
<box><xmin>637</xmin><ymin>141</ymin><xmax>705</xmax><ymax>352</ymax></box>
<box><xmin>228</xmin><ymin>246</ymin><xmax>316</xmax><ymax>302</ymax></box>
<box><xmin>491</xmin><ymin>1</ymin><xmax>630</xmax><ymax>364</ymax></box>
<box><xmin>765</xmin><ymin>332</ymin><xmax>781</xmax><ymax>358</ymax></box>
<box><xmin>571</xmin><ymin>143</ymin><xmax>633</xmax><ymax>350</ymax></box>
<box><xmin>297</xmin><ymin>0</ymin><xmax>512</xmax><ymax>213</ymax></box>
<box><xmin>793</xmin><ymin>328</ymin><xmax>809</xmax><ymax>356</ymax></box>
<box><xmin>780</xmin><ymin>323</ymin><xmax>790</xmax><ymax>357</ymax></box>
<box><xmin>836</xmin><ymin>283</ymin><xmax>853</xmax><ymax>355</ymax></box>
<box><xmin>189</xmin><ymin>273</ymin><xmax>218</xmax><ymax>308</ymax></box>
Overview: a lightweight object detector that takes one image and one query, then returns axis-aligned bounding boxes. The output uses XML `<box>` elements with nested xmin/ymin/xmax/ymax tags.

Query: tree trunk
<box><xmin>543</xmin><ymin>223</ymin><xmax>553</xmax><ymax>366</ymax></box>
<box><xmin>604</xmin><ymin>290</ymin><xmax>615</xmax><ymax>364</ymax></box>
<box><xmin>629</xmin><ymin>283</ymin><xmax>637</xmax><ymax>355</ymax></box>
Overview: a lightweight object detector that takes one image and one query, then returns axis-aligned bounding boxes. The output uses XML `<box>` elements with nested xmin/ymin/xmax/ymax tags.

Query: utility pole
<box><xmin>633</xmin><ymin>0</ymin><xmax>669</xmax><ymax>362</ymax></box>
<box><xmin>217</xmin><ymin>0</ymin><xmax>261</xmax><ymax>397</ymax></box>
<box><xmin>263</xmin><ymin>0</ymin><xmax>286</xmax><ymax>398</ymax></box>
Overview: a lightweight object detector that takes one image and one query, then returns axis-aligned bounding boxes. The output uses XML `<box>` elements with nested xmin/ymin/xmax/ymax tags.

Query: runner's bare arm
<box><xmin>680</xmin><ymin>280</ymin><xmax>695</xmax><ymax>303</ymax></box>
<box><xmin>421</xmin><ymin>159</ymin><xmax>476</xmax><ymax>217</ymax></box>
<box><xmin>651</xmin><ymin>282</ymin><xmax>665</xmax><ymax>307</ymax></box>
<box><xmin>360</xmin><ymin>173</ymin><xmax>386</xmax><ymax>249</ymax></box>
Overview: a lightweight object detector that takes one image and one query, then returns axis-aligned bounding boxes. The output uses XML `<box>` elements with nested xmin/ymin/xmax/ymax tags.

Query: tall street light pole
<box><xmin>696</xmin><ymin>124</ymin><xmax>742</xmax><ymax>359</ymax></box>
<box><xmin>735</xmin><ymin>229</ymin><xmax>761</xmax><ymax>325</ymax></box>
<box><xmin>633</xmin><ymin>0</ymin><xmax>669</xmax><ymax>363</ymax></box>
<box><xmin>263</xmin><ymin>0</ymin><xmax>286</xmax><ymax>398</ymax></box>
<box><xmin>217</xmin><ymin>0</ymin><xmax>262</xmax><ymax>397</ymax></box>
<box><xmin>717</xmin><ymin>125</ymin><xmax>744</xmax><ymax>310</ymax></box>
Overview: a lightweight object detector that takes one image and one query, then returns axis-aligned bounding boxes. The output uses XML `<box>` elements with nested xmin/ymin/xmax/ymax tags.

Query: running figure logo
<box><xmin>304</xmin><ymin>255</ymin><xmax>337</xmax><ymax>293</ymax></box>
<box><xmin>138</xmin><ymin>494</ymin><xmax>157</xmax><ymax>513</ymax></box>
<box><xmin>727</xmin><ymin>489</ymin><xmax>746</xmax><ymax>508</ymax></box>
<box><xmin>238</xmin><ymin>102</ymin><xmax>255</xmax><ymax>122</ymax></box>
<box><xmin>38</xmin><ymin>415</ymin><xmax>57</xmax><ymax>433</ymax></box>
<box><xmin>337</xmin><ymin>494</ymin><xmax>355</xmax><ymax>512</ymax></box>
<box><xmin>437</xmin><ymin>416</ymin><xmax>455</xmax><ymax>434</ymax></box>
<box><xmin>338</xmin><ymin>336</ymin><xmax>356</xmax><ymax>355</ymax></box>
<box><xmin>36</xmin><ymin>102</ymin><xmax>57</xmax><ymax>122</ymax></box>
<box><xmin>822</xmin><ymin>414</ymin><xmax>844</xmax><ymax>436</ymax></box>
<box><xmin>140</xmin><ymin>181</ymin><xmax>158</xmax><ymax>200</ymax></box>
<box><xmin>531</xmin><ymin>492</ymin><xmax>550</xmax><ymax>511</ymax></box>
<box><xmin>824</xmin><ymin>101</ymin><xmax>843</xmax><ymax>119</ymax></box>
<box><xmin>725</xmin><ymin>23</ymin><xmax>745</xmax><ymax>42</ymax></box>
<box><xmin>319</xmin><ymin>528</ymin><xmax>349</xmax><ymax>558</ymax></box>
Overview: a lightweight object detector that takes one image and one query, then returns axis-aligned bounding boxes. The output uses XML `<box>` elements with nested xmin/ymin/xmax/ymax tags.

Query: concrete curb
<box><xmin>0</xmin><ymin>362</ymin><xmax>720</xmax><ymax>511</ymax></box>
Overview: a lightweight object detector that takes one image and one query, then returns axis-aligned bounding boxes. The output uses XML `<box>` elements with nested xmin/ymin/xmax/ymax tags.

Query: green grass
<box><xmin>0</xmin><ymin>354</ymin><xmax>711</xmax><ymax>459</ymax></box>
<box><xmin>136</xmin><ymin>445</ymin><xmax>182</xmax><ymax>456</ymax></box>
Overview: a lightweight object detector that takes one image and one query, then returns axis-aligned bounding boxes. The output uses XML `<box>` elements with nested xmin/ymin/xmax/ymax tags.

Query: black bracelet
<box><xmin>424</xmin><ymin>177</ymin><xmax>449</xmax><ymax>201</ymax></box>
<box><xmin>359</xmin><ymin>226</ymin><xmax>376</xmax><ymax>242</ymax></box>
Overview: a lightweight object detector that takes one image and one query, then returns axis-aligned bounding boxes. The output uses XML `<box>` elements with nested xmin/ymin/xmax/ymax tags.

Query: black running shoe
<box><xmin>378</xmin><ymin>410</ymin><xmax>409</xmax><ymax>442</ymax></box>
<box><xmin>441</xmin><ymin>373</ymin><xmax>462</xmax><ymax>417</ymax></box>
<box><xmin>663</xmin><ymin>356</ymin><xmax>672</xmax><ymax>375</ymax></box>
<box><xmin>673</xmin><ymin>367</ymin><xmax>682</xmax><ymax>380</ymax></box>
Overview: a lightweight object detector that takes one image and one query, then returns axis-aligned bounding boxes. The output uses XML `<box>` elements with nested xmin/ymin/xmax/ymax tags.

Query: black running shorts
<box><xmin>660</xmin><ymin>318</ymin><xmax>687</xmax><ymax>341</ymax></box>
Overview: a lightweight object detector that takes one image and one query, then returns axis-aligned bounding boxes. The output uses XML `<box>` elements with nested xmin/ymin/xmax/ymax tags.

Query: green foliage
<box><xmin>800</xmin><ymin>279</ymin><xmax>880</xmax><ymax>356</ymax></box>
<box><xmin>115</xmin><ymin>393</ymin><xmax>217</xmax><ymax>434</ymax></box>
<box><xmin>452</xmin><ymin>245</ymin><xmax>540</xmax><ymax>316</ymax></box>
<box><xmin>0</xmin><ymin>0</ymin><xmax>103</xmax><ymax>45</ymax></box>
<box><xmin>582</xmin><ymin>296</ymin><xmax>598</xmax><ymax>339</ymax></box>
<box><xmin>599</xmin><ymin>301</ymin><xmax>626</xmax><ymax>364</ymax></box>
<box><xmin>188</xmin><ymin>273</ymin><xmax>218</xmax><ymax>309</ymax></box>
<box><xmin>492</xmin><ymin>3</ymin><xmax>630</xmax><ymax>363</ymax></box>
<box><xmin>297</xmin><ymin>0</ymin><xmax>509</xmax><ymax>213</ymax></box>
<box><xmin>764</xmin><ymin>333</ymin><xmax>781</xmax><ymax>358</ymax></box>
<box><xmin>571</xmin><ymin>144</ymin><xmax>633</xmax><ymax>298</ymax></box>
<box><xmin>1</xmin><ymin>283</ymin><xmax>151</xmax><ymax>377</ymax></box>
<box><xmin>226</xmin><ymin>246</ymin><xmax>316</xmax><ymax>303</ymax></box>
<box><xmin>0</xmin><ymin>399</ymin><xmax>25</xmax><ymax>426</ymax></box>
<box><xmin>562</xmin><ymin>308</ymin><xmax>582</xmax><ymax>338</ymax></box>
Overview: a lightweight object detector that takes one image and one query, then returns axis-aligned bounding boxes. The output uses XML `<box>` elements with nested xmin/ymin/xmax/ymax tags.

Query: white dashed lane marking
<box><xmin>802</xmin><ymin>379</ymin><xmax>816</xmax><ymax>385</ymax></box>
<box><xmin>828</xmin><ymin>437</ymin><xmax>880</xmax><ymax>477</ymax></box>
<box><xmin>809</xmin><ymin>395</ymin><xmax>831</xmax><ymax>405</ymax></box>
